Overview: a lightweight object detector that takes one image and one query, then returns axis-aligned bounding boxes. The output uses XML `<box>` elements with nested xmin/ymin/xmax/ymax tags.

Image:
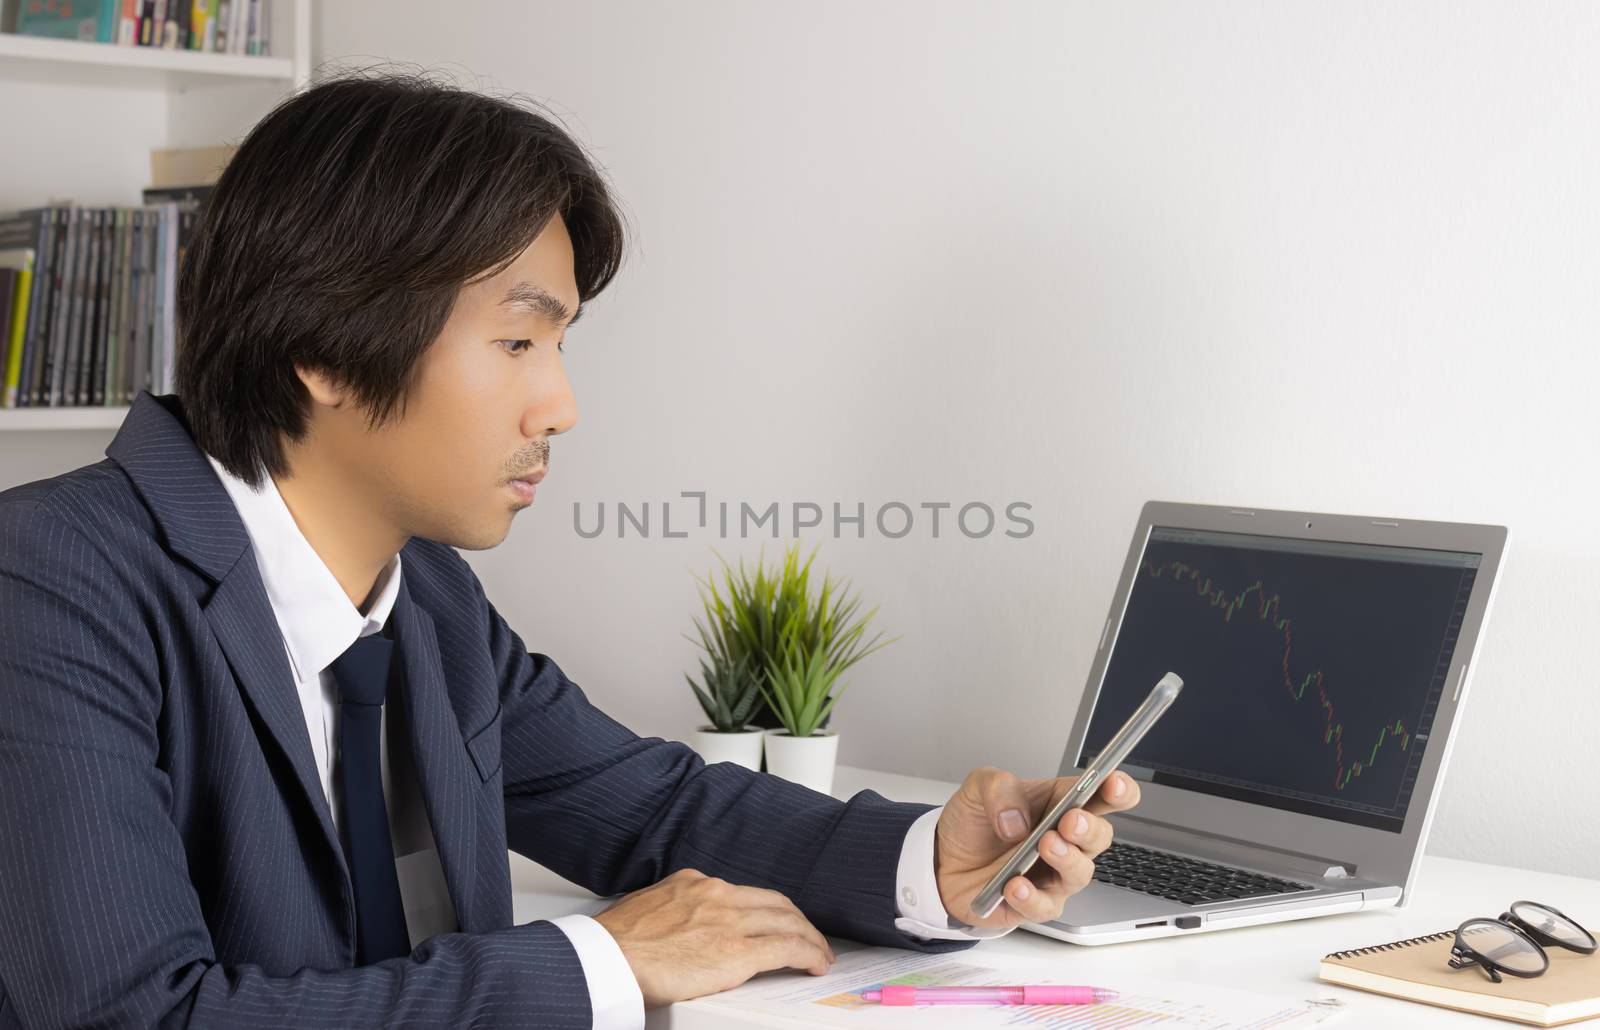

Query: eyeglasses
<box><xmin>1447</xmin><ymin>900</ymin><xmax>1597</xmax><ymax>983</ymax></box>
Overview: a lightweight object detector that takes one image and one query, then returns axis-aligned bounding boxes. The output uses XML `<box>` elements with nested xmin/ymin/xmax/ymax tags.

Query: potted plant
<box><xmin>684</xmin><ymin>650</ymin><xmax>766</xmax><ymax>770</ymax></box>
<box><xmin>685</xmin><ymin>543</ymin><xmax>895</xmax><ymax>793</ymax></box>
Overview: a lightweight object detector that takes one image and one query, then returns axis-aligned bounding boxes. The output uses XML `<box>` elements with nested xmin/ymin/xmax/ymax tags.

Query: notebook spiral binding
<box><xmin>1326</xmin><ymin>929</ymin><xmax>1454</xmax><ymax>960</ymax></box>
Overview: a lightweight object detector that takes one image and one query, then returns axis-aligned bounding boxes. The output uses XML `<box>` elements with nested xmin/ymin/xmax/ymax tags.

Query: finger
<box><xmin>751</xmin><ymin>933</ymin><xmax>833</xmax><ymax>978</ymax></box>
<box><xmin>974</xmin><ymin>767</ymin><xmax>1034</xmax><ymax>843</ymax></box>
<box><xmin>737</xmin><ymin>886</ymin><xmax>836</xmax><ymax>962</ymax></box>
<box><xmin>738</xmin><ymin>903</ymin><xmax>835</xmax><ymax>964</ymax></box>
<box><xmin>1036</xmin><ymin>829</ymin><xmax>1096</xmax><ymax>894</ymax></box>
<box><xmin>1054</xmin><ymin>808</ymin><xmax>1114</xmax><ymax>859</ymax></box>
<box><xmin>1003</xmin><ymin>870</ymin><xmax>1064</xmax><ymax>924</ymax></box>
<box><xmin>1084</xmin><ymin>771</ymin><xmax>1140</xmax><ymax>814</ymax></box>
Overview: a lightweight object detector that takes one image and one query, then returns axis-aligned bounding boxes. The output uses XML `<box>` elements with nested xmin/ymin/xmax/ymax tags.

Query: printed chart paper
<box><xmin>683</xmin><ymin>946</ymin><xmax>1347</xmax><ymax>1028</ymax></box>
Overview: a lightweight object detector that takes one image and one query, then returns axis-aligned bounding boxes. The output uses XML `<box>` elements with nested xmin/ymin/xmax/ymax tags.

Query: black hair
<box><xmin>175</xmin><ymin>69</ymin><xmax>629</xmax><ymax>489</ymax></box>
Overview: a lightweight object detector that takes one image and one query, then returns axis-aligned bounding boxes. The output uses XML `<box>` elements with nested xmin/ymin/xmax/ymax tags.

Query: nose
<box><xmin>522</xmin><ymin>352</ymin><xmax>579</xmax><ymax>438</ymax></box>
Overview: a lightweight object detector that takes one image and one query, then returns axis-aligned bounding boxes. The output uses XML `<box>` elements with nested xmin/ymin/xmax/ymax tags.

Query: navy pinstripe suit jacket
<box><xmin>0</xmin><ymin>392</ymin><xmax>973</xmax><ymax>1029</ymax></box>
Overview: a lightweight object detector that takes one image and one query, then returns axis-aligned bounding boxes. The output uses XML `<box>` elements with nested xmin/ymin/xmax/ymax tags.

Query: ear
<box><xmin>294</xmin><ymin>363</ymin><xmax>349</xmax><ymax>410</ymax></box>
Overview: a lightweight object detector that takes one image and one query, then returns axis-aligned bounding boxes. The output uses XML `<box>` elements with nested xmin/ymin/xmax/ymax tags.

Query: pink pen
<box><xmin>861</xmin><ymin>984</ymin><xmax>1119</xmax><ymax>1006</ymax></box>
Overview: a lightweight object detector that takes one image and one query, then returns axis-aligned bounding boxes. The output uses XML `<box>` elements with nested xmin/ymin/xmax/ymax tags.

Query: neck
<box><xmin>271</xmin><ymin>457</ymin><xmax>406</xmax><ymax>614</ymax></box>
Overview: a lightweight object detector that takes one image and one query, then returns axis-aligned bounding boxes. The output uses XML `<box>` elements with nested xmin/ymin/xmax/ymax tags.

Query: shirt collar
<box><xmin>204</xmin><ymin>453</ymin><xmax>403</xmax><ymax>682</ymax></box>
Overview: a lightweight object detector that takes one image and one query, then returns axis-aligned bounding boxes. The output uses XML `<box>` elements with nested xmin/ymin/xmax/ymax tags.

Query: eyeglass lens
<box><xmin>1460</xmin><ymin>920</ymin><xmax>1547</xmax><ymax>974</ymax></box>
<box><xmin>1510</xmin><ymin>902</ymin><xmax>1596</xmax><ymax>951</ymax></box>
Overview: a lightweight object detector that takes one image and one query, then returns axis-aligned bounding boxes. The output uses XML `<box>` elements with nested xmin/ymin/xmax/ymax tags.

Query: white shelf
<box><xmin>0</xmin><ymin>1</ymin><xmax>310</xmax><ymax>437</ymax></box>
<box><xmin>0</xmin><ymin>407</ymin><xmax>130</xmax><ymax>431</ymax></box>
<box><xmin>0</xmin><ymin>32</ymin><xmax>297</xmax><ymax>88</ymax></box>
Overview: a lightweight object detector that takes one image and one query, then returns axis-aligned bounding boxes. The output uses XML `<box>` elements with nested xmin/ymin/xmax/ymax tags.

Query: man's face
<box><xmin>297</xmin><ymin>213</ymin><xmax>581</xmax><ymax>551</ymax></box>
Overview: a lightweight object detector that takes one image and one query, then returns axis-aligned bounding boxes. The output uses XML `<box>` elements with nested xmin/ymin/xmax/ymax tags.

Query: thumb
<box><xmin>978</xmin><ymin>768</ymin><xmax>1033</xmax><ymax>843</ymax></box>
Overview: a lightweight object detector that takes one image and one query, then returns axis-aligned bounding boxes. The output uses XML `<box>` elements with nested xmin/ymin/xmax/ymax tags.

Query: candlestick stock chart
<box><xmin>1080</xmin><ymin>528</ymin><xmax>1478</xmax><ymax>831</ymax></box>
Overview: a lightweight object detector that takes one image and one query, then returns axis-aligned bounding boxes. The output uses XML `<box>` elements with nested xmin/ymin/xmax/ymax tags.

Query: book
<box><xmin>1319</xmin><ymin>928</ymin><xmax>1600</xmax><ymax>1026</ymax></box>
<box><xmin>149</xmin><ymin>146</ymin><xmax>233</xmax><ymax>189</ymax></box>
<box><xmin>189</xmin><ymin>0</ymin><xmax>206</xmax><ymax>50</ymax></box>
<box><xmin>0</xmin><ymin>269</ymin><xmax>16</xmax><ymax>391</ymax></box>
<box><xmin>214</xmin><ymin>0</ymin><xmax>228</xmax><ymax>52</ymax></box>
<box><xmin>49</xmin><ymin>206</ymin><xmax>84</xmax><ymax>406</ymax></box>
<box><xmin>142</xmin><ymin>184</ymin><xmax>214</xmax><ymax>207</ymax></box>
<box><xmin>0</xmin><ymin>202</ymin><xmax>190</xmax><ymax>407</ymax></box>
<box><xmin>68</xmin><ymin>208</ymin><xmax>103</xmax><ymax>406</ymax></box>
<box><xmin>137</xmin><ymin>0</ymin><xmax>156</xmax><ymax>46</ymax></box>
<box><xmin>16</xmin><ymin>0</ymin><xmax>118</xmax><ymax>42</ymax></box>
<box><xmin>117</xmin><ymin>0</ymin><xmax>137</xmax><ymax>45</ymax></box>
<box><xmin>110</xmin><ymin>209</ymin><xmax>133</xmax><ymax>405</ymax></box>
<box><xmin>0</xmin><ymin>209</ymin><xmax>49</xmax><ymax>407</ymax></box>
<box><xmin>0</xmin><ymin>266</ymin><xmax>17</xmax><ymax>408</ymax></box>
<box><xmin>202</xmin><ymin>0</ymin><xmax>217</xmax><ymax>52</ymax></box>
<box><xmin>26</xmin><ymin>208</ymin><xmax>68</xmax><ymax>406</ymax></box>
<box><xmin>162</xmin><ymin>0</ymin><xmax>183</xmax><ymax>48</ymax></box>
<box><xmin>76</xmin><ymin>209</ymin><xmax>100</xmax><ymax>405</ymax></box>
<box><xmin>89</xmin><ymin>208</ymin><xmax>114</xmax><ymax>405</ymax></box>
<box><xmin>127</xmin><ymin>209</ymin><xmax>146</xmax><ymax>403</ymax></box>
<box><xmin>158</xmin><ymin>202</ymin><xmax>178</xmax><ymax>394</ymax></box>
<box><xmin>135</xmin><ymin>206</ymin><xmax>156</xmax><ymax>398</ymax></box>
<box><xmin>1</xmin><ymin>251</ymin><xmax>31</xmax><ymax>408</ymax></box>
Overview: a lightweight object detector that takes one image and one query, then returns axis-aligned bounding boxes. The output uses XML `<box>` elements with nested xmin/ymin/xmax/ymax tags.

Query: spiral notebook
<box><xmin>1319</xmin><ymin>929</ymin><xmax>1600</xmax><ymax>1026</ymax></box>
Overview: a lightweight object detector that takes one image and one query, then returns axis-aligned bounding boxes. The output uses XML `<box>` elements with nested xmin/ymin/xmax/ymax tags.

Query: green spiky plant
<box><xmin>686</xmin><ymin>543</ymin><xmax>896</xmax><ymax>738</ymax></box>
<box><xmin>684</xmin><ymin>652</ymin><xmax>762</xmax><ymax>733</ymax></box>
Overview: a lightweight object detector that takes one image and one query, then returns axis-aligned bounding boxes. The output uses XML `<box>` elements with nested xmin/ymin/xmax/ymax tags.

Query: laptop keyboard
<box><xmin>1092</xmin><ymin>841</ymin><xmax>1314</xmax><ymax>906</ymax></box>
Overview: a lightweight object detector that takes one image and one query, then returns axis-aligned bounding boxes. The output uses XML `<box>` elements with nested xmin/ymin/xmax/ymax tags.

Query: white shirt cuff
<box><xmin>894</xmin><ymin>806</ymin><xmax>1015</xmax><ymax>941</ymax></box>
<box><xmin>549</xmin><ymin>914</ymin><xmax>645</xmax><ymax>1030</ymax></box>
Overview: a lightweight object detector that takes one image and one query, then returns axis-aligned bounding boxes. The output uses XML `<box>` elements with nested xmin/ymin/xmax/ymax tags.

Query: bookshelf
<box><xmin>0</xmin><ymin>0</ymin><xmax>311</xmax><ymax>433</ymax></box>
<box><xmin>0</xmin><ymin>29</ymin><xmax>299</xmax><ymax>87</ymax></box>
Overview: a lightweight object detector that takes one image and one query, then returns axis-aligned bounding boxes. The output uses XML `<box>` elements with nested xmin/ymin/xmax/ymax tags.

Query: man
<box><xmin>0</xmin><ymin>73</ymin><xmax>1138</xmax><ymax>1029</ymax></box>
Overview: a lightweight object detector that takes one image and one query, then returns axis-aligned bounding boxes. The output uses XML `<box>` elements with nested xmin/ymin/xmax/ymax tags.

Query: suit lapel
<box><xmin>107</xmin><ymin>392</ymin><xmax>364</xmax><ymax>942</ymax></box>
<box><xmin>107</xmin><ymin>393</ymin><xmax>354</xmax><ymax>885</ymax></box>
<box><xmin>107</xmin><ymin>391</ymin><xmax>488</xmax><ymax>939</ymax></box>
<box><xmin>204</xmin><ymin>549</ymin><xmax>354</xmax><ymax>902</ymax></box>
<box><xmin>389</xmin><ymin>579</ymin><xmax>481</xmax><ymax>925</ymax></box>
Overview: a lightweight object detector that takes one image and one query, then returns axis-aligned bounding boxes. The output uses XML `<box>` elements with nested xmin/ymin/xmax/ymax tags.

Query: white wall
<box><xmin>6</xmin><ymin>2</ymin><xmax>1592</xmax><ymax>879</ymax></box>
<box><xmin>308</xmin><ymin>1</ymin><xmax>1600</xmax><ymax>877</ymax></box>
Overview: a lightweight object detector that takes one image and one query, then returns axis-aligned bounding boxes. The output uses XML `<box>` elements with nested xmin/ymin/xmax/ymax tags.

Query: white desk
<box><xmin>510</xmin><ymin>765</ymin><xmax>1600</xmax><ymax>1028</ymax></box>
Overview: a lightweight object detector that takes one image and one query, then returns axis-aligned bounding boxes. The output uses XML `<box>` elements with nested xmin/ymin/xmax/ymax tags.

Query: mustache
<box><xmin>511</xmin><ymin>439</ymin><xmax>550</xmax><ymax>477</ymax></box>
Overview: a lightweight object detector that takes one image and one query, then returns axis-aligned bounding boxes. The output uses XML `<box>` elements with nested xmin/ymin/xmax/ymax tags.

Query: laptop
<box><xmin>1027</xmin><ymin>501</ymin><xmax>1508</xmax><ymax>945</ymax></box>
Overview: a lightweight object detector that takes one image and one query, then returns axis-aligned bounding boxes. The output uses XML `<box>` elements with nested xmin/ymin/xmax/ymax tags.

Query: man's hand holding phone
<box><xmin>934</xmin><ymin>671</ymin><xmax>1182</xmax><ymax>928</ymax></box>
<box><xmin>933</xmin><ymin>767</ymin><xmax>1141</xmax><ymax>928</ymax></box>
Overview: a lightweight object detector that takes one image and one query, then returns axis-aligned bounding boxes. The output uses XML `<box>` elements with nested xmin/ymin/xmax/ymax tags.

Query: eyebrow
<box><xmin>499</xmin><ymin>281</ymin><xmax>584</xmax><ymax>329</ymax></box>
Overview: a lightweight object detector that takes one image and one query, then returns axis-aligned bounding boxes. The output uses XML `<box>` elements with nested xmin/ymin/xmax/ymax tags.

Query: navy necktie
<box><xmin>329</xmin><ymin>630</ymin><xmax>411</xmax><ymax>965</ymax></box>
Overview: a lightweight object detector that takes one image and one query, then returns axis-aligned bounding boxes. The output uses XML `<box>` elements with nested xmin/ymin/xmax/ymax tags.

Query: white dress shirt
<box><xmin>205</xmin><ymin>453</ymin><xmax>1002</xmax><ymax>1030</ymax></box>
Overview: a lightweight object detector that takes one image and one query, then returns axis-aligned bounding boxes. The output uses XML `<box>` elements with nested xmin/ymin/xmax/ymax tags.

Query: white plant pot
<box><xmin>763</xmin><ymin>729</ymin><xmax>839</xmax><ymax>795</ymax></box>
<box><xmin>689</xmin><ymin>725</ymin><xmax>765</xmax><ymax>771</ymax></box>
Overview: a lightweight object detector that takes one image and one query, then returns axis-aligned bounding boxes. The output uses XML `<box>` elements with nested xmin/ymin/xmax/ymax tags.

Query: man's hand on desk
<box><xmin>592</xmin><ymin>867</ymin><xmax>835</xmax><ymax>1008</ymax></box>
<box><xmin>935</xmin><ymin>766</ymin><xmax>1140</xmax><ymax>929</ymax></box>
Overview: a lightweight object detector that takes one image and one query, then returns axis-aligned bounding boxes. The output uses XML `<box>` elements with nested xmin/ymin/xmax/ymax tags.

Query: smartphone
<box><xmin>971</xmin><ymin>671</ymin><xmax>1184</xmax><ymax>919</ymax></box>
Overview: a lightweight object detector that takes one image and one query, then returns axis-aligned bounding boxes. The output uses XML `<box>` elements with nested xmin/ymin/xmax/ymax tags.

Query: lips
<box><xmin>511</xmin><ymin>468</ymin><xmax>546</xmax><ymax>486</ymax></box>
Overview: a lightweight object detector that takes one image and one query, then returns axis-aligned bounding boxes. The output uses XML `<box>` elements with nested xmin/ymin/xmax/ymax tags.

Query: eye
<box><xmin>498</xmin><ymin>338</ymin><xmax>565</xmax><ymax>355</ymax></box>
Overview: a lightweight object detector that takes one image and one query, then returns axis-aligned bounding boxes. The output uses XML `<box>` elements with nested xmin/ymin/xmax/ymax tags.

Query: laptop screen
<box><xmin>1077</xmin><ymin>526</ymin><xmax>1481</xmax><ymax>833</ymax></box>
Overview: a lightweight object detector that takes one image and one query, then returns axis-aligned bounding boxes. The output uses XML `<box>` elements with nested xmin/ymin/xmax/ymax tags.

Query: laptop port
<box><xmin>1135</xmin><ymin>920</ymin><xmax>1167</xmax><ymax>928</ymax></box>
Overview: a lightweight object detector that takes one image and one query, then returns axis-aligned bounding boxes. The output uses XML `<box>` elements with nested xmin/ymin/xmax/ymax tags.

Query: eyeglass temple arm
<box><xmin>1450</xmin><ymin>948</ymin><xmax>1504</xmax><ymax>983</ymax></box>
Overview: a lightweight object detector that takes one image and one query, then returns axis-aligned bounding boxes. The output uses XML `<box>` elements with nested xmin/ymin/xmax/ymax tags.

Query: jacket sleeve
<box><xmin>0</xmin><ymin>500</ymin><xmax>594</xmax><ymax>1029</ymax></box>
<box><xmin>482</xmin><ymin>585</ymin><xmax>977</xmax><ymax>955</ymax></box>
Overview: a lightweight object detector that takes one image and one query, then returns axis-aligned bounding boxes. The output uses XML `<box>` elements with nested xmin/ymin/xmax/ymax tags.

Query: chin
<box><xmin>423</xmin><ymin>511</ymin><xmax>515</xmax><ymax>552</ymax></box>
<box><xmin>467</xmin><ymin>521</ymin><xmax>516</xmax><ymax>551</ymax></box>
